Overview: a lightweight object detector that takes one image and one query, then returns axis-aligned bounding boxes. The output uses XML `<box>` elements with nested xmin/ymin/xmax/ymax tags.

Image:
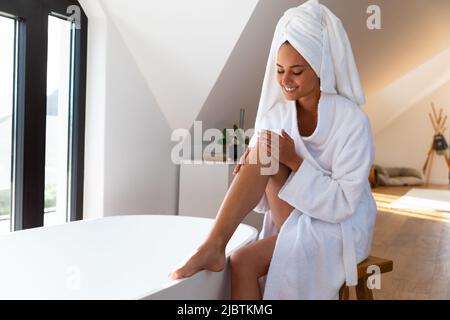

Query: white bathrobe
<box><xmin>248</xmin><ymin>92</ymin><xmax>377</xmax><ymax>299</ymax></box>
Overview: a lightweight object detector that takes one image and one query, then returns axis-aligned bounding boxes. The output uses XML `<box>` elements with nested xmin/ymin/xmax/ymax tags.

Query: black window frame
<box><xmin>0</xmin><ymin>0</ymin><xmax>87</xmax><ymax>231</ymax></box>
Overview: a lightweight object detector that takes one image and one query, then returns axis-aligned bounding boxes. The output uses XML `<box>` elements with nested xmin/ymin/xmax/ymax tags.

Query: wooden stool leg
<box><xmin>339</xmin><ymin>285</ymin><xmax>350</xmax><ymax>300</ymax></box>
<box><xmin>355</xmin><ymin>277</ymin><xmax>374</xmax><ymax>300</ymax></box>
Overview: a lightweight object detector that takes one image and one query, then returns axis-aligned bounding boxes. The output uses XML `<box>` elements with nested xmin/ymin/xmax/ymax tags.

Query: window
<box><xmin>0</xmin><ymin>14</ymin><xmax>17</xmax><ymax>234</ymax></box>
<box><xmin>0</xmin><ymin>1</ymin><xmax>87</xmax><ymax>232</ymax></box>
<box><xmin>44</xmin><ymin>15</ymin><xmax>75</xmax><ymax>226</ymax></box>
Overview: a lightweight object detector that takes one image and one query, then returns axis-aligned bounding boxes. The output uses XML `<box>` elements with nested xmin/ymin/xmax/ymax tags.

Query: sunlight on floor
<box><xmin>372</xmin><ymin>192</ymin><xmax>450</xmax><ymax>223</ymax></box>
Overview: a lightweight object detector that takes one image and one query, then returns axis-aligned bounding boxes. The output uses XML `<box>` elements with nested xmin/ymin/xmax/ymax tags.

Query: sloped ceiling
<box><xmin>329</xmin><ymin>0</ymin><xmax>450</xmax><ymax>98</ymax></box>
<box><xmin>100</xmin><ymin>0</ymin><xmax>259</xmax><ymax>131</ymax></box>
<box><xmin>365</xmin><ymin>47</ymin><xmax>450</xmax><ymax>135</ymax></box>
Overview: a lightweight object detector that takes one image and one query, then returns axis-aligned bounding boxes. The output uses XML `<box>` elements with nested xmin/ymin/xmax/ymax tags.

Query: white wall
<box><xmin>374</xmin><ymin>80</ymin><xmax>450</xmax><ymax>185</ymax></box>
<box><xmin>79</xmin><ymin>0</ymin><xmax>106</xmax><ymax>219</ymax></box>
<box><xmin>103</xmin><ymin>21</ymin><xmax>178</xmax><ymax>216</ymax></box>
<box><xmin>80</xmin><ymin>0</ymin><xmax>177</xmax><ymax>219</ymax></box>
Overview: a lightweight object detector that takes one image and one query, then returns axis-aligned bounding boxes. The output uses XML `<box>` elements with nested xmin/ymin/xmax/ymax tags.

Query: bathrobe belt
<box><xmin>341</xmin><ymin>219</ymin><xmax>357</xmax><ymax>286</ymax></box>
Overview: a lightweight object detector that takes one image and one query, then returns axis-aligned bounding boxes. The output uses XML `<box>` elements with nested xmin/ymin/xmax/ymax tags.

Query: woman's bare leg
<box><xmin>169</xmin><ymin>143</ymin><xmax>275</xmax><ymax>280</ymax></box>
<box><xmin>230</xmin><ymin>235</ymin><xmax>277</xmax><ymax>299</ymax></box>
<box><xmin>230</xmin><ymin>162</ymin><xmax>294</xmax><ymax>299</ymax></box>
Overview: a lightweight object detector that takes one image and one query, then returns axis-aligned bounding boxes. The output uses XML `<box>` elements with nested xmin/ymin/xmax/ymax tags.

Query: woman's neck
<box><xmin>296</xmin><ymin>89</ymin><xmax>321</xmax><ymax>114</ymax></box>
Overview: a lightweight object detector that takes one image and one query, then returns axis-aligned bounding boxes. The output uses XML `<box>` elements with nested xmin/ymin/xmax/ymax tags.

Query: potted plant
<box><xmin>219</xmin><ymin>124</ymin><xmax>250</xmax><ymax>161</ymax></box>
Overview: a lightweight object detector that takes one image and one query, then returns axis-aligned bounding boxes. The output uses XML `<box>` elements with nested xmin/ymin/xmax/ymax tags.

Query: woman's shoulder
<box><xmin>333</xmin><ymin>94</ymin><xmax>370</xmax><ymax>129</ymax></box>
<box><xmin>267</xmin><ymin>100</ymin><xmax>291</xmax><ymax>114</ymax></box>
<box><xmin>260</xmin><ymin>100</ymin><xmax>290</xmax><ymax>123</ymax></box>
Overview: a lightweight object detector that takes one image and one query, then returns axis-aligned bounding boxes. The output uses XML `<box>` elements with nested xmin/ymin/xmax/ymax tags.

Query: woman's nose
<box><xmin>282</xmin><ymin>77</ymin><xmax>293</xmax><ymax>86</ymax></box>
<box><xmin>281</xmin><ymin>73</ymin><xmax>293</xmax><ymax>85</ymax></box>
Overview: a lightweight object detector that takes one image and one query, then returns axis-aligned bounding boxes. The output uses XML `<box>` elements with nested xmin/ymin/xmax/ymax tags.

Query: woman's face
<box><xmin>276</xmin><ymin>42</ymin><xmax>320</xmax><ymax>100</ymax></box>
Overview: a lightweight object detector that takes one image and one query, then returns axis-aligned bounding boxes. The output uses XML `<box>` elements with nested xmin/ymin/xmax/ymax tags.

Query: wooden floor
<box><xmin>369</xmin><ymin>184</ymin><xmax>450</xmax><ymax>300</ymax></box>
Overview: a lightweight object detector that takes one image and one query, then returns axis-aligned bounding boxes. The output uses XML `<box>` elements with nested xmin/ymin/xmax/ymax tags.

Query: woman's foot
<box><xmin>168</xmin><ymin>242</ymin><xmax>226</xmax><ymax>280</ymax></box>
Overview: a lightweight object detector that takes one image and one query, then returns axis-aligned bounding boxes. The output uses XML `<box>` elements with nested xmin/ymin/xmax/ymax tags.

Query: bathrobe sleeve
<box><xmin>278</xmin><ymin>113</ymin><xmax>374</xmax><ymax>224</ymax></box>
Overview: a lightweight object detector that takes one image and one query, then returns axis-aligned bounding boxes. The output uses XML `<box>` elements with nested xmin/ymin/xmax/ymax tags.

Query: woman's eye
<box><xmin>277</xmin><ymin>70</ymin><xmax>303</xmax><ymax>75</ymax></box>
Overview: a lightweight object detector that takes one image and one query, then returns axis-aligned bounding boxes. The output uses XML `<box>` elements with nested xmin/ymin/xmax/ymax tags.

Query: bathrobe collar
<box><xmin>290</xmin><ymin>92</ymin><xmax>335</xmax><ymax>147</ymax></box>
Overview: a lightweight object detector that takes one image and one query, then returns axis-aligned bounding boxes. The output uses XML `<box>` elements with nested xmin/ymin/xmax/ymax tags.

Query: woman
<box><xmin>169</xmin><ymin>0</ymin><xmax>377</xmax><ymax>300</ymax></box>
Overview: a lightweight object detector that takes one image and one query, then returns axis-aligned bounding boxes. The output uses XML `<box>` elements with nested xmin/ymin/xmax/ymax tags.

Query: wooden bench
<box><xmin>339</xmin><ymin>256</ymin><xmax>394</xmax><ymax>300</ymax></box>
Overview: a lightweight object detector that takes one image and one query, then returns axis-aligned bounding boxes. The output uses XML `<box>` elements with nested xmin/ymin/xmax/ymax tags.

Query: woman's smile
<box><xmin>283</xmin><ymin>85</ymin><xmax>298</xmax><ymax>93</ymax></box>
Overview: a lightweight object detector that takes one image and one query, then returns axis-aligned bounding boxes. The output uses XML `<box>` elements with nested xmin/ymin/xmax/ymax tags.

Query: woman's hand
<box><xmin>232</xmin><ymin>147</ymin><xmax>251</xmax><ymax>175</ymax></box>
<box><xmin>259</xmin><ymin>129</ymin><xmax>303</xmax><ymax>171</ymax></box>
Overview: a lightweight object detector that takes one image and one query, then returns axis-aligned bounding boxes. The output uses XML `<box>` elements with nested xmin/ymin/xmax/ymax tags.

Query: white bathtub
<box><xmin>0</xmin><ymin>215</ymin><xmax>258</xmax><ymax>299</ymax></box>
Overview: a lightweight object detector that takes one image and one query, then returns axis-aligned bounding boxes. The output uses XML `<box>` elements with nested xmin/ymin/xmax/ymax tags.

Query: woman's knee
<box><xmin>230</xmin><ymin>236</ymin><xmax>277</xmax><ymax>277</ymax></box>
<box><xmin>230</xmin><ymin>247</ymin><xmax>253</xmax><ymax>273</ymax></box>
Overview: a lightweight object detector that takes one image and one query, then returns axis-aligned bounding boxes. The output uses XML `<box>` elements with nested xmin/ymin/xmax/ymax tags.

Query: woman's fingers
<box><xmin>244</xmin><ymin>147</ymin><xmax>251</xmax><ymax>159</ymax></box>
<box><xmin>233</xmin><ymin>155</ymin><xmax>244</xmax><ymax>174</ymax></box>
<box><xmin>257</xmin><ymin>129</ymin><xmax>292</xmax><ymax>164</ymax></box>
<box><xmin>232</xmin><ymin>147</ymin><xmax>252</xmax><ymax>175</ymax></box>
<box><xmin>232</xmin><ymin>164</ymin><xmax>241</xmax><ymax>175</ymax></box>
<box><xmin>260</xmin><ymin>136</ymin><xmax>280</xmax><ymax>150</ymax></box>
<box><xmin>281</xmin><ymin>129</ymin><xmax>293</xmax><ymax>142</ymax></box>
<box><xmin>260</xmin><ymin>140</ymin><xmax>272</xmax><ymax>156</ymax></box>
<box><xmin>260</xmin><ymin>130</ymin><xmax>282</xmax><ymax>145</ymax></box>
<box><xmin>260</xmin><ymin>135</ymin><xmax>282</xmax><ymax>158</ymax></box>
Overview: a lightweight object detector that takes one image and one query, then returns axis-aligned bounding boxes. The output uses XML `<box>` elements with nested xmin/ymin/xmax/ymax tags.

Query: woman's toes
<box><xmin>168</xmin><ymin>268</ymin><xmax>187</xmax><ymax>280</ymax></box>
<box><xmin>168</xmin><ymin>269</ymin><xmax>182</xmax><ymax>280</ymax></box>
<box><xmin>168</xmin><ymin>262</ymin><xmax>199</xmax><ymax>280</ymax></box>
<box><xmin>168</xmin><ymin>246</ymin><xmax>225</xmax><ymax>281</ymax></box>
